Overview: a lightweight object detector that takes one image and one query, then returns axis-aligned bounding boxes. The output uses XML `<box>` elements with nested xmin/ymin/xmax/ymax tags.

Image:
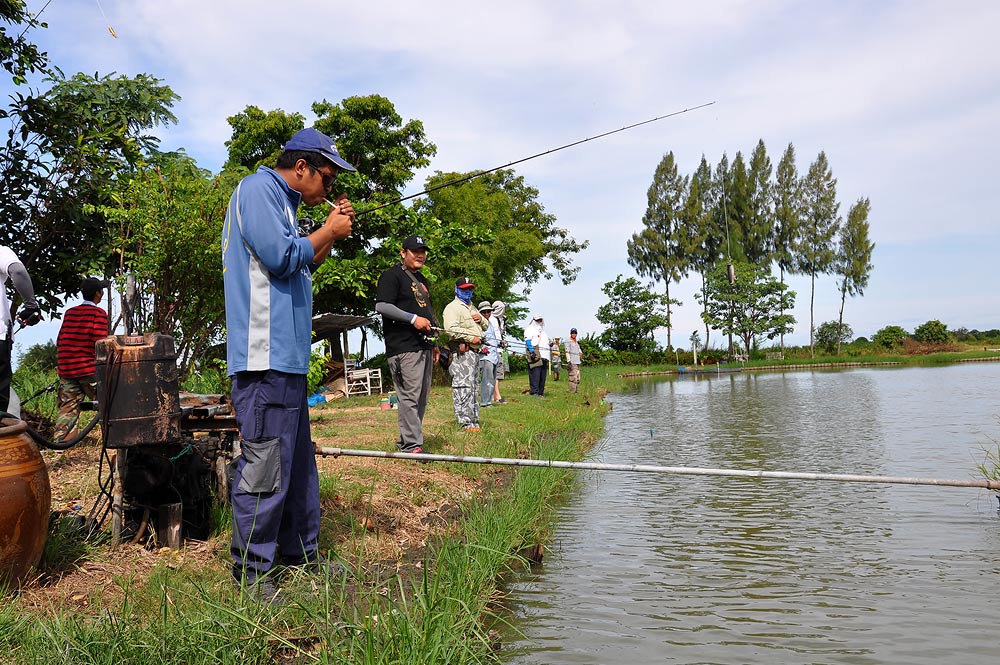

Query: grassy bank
<box><xmin>3</xmin><ymin>370</ymin><xmax>609</xmax><ymax>664</ymax></box>
<box><xmin>615</xmin><ymin>348</ymin><xmax>1000</xmax><ymax>376</ymax></box>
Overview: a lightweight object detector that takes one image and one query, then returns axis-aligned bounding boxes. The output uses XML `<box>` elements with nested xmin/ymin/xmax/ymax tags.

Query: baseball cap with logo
<box><xmin>283</xmin><ymin>128</ymin><xmax>356</xmax><ymax>172</ymax></box>
<box><xmin>455</xmin><ymin>276</ymin><xmax>475</xmax><ymax>289</ymax></box>
<box><xmin>402</xmin><ymin>234</ymin><xmax>428</xmax><ymax>250</ymax></box>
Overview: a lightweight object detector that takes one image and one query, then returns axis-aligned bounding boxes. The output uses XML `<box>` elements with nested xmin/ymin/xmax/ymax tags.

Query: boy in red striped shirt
<box><xmin>54</xmin><ymin>277</ymin><xmax>109</xmax><ymax>442</ymax></box>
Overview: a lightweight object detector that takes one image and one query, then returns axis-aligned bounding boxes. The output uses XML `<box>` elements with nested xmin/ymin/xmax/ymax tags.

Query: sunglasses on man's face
<box><xmin>307</xmin><ymin>163</ymin><xmax>338</xmax><ymax>190</ymax></box>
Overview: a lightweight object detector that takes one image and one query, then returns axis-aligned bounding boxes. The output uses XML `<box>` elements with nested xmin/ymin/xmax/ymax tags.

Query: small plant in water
<box><xmin>976</xmin><ymin>430</ymin><xmax>1000</xmax><ymax>509</ymax></box>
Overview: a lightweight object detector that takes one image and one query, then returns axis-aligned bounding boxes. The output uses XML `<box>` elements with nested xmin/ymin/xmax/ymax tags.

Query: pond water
<box><xmin>504</xmin><ymin>363</ymin><xmax>1000</xmax><ymax>664</ymax></box>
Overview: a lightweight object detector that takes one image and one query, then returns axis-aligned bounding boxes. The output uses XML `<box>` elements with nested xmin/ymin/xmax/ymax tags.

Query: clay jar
<box><xmin>0</xmin><ymin>417</ymin><xmax>51</xmax><ymax>587</ymax></box>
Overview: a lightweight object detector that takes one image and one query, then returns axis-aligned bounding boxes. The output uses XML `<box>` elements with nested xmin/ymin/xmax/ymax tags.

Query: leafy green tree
<box><xmin>417</xmin><ymin>169</ymin><xmax>588</xmax><ymax>311</ymax></box>
<box><xmin>1</xmin><ymin>70</ymin><xmax>178</xmax><ymax>314</ymax></box>
<box><xmin>815</xmin><ymin>320</ymin><xmax>853</xmax><ymax>354</ymax></box>
<box><xmin>224</xmin><ymin>106</ymin><xmax>305</xmax><ymax>170</ymax></box>
<box><xmin>314</xmin><ymin>95</ymin><xmax>437</xmax><ymax>204</ymax></box>
<box><xmin>696</xmin><ymin>261</ymin><xmax>796</xmax><ymax>358</ymax></box>
<box><xmin>17</xmin><ymin>340</ymin><xmax>57</xmax><ymax>371</ymax></box>
<box><xmin>873</xmin><ymin>325</ymin><xmax>908</xmax><ymax>349</ymax></box>
<box><xmin>913</xmin><ymin>319</ymin><xmax>951</xmax><ymax>344</ymax></box>
<box><xmin>224</xmin><ymin>95</ymin><xmax>440</xmax><ymax>318</ymax></box>
<box><xmin>678</xmin><ymin>155</ymin><xmax>720</xmax><ymax>349</ymax></box>
<box><xmin>835</xmin><ymin>197</ymin><xmax>874</xmax><ymax>354</ymax></box>
<box><xmin>98</xmin><ymin>153</ymin><xmax>241</xmax><ymax>374</ymax></box>
<box><xmin>0</xmin><ymin>1</ymin><xmax>48</xmax><ymax>86</ymax></box>
<box><xmin>727</xmin><ymin>151</ymin><xmax>751</xmax><ymax>263</ymax></box>
<box><xmin>596</xmin><ymin>275</ymin><xmax>673</xmax><ymax>352</ymax></box>
<box><xmin>627</xmin><ymin>151</ymin><xmax>689</xmax><ymax>348</ymax></box>
<box><xmin>796</xmin><ymin>151</ymin><xmax>840</xmax><ymax>357</ymax></box>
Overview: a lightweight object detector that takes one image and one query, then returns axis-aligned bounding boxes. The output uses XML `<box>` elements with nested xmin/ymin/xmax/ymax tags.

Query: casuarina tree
<box><xmin>796</xmin><ymin>151</ymin><xmax>840</xmax><ymax>357</ymax></box>
<box><xmin>834</xmin><ymin>197</ymin><xmax>874</xmax><ymax>354</ymax></box>
<box><xmin>627</xmin><ymin>151</ymin><xmax>689</xmax><ymax>349</ymax></box>
<box><xmin>772</xmin><ymin>143</ymin><xmax>802</xmax><ymax>350</ymax></box>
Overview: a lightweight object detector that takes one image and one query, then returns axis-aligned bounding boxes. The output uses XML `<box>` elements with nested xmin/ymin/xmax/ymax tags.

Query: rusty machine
<box><xmin>91</xmin><ymin>332</ymin><xmax>239</xmax><ymax>547</ymax></box>
<box><xmin>3</xmin><ymin>331</ymin><xmax>234</xmax><ymax>585</ymax></box>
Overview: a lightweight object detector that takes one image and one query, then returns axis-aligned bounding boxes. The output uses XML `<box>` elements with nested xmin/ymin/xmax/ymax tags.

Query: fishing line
<box><xmin>353</xmin><ymin>102</ymin><xmax>716</xmax><ymax>217</ymax></box>
<box><xmin>718</xmin><ymin>121</ymin><xmax>735</xmax><ymax>285</ymax></box>
<box><xmin>93</xmin><ymin>0</ymin><xmax>118</xmax><ymax>38</ymax></box>
<box><xmin>16</xmin><ymin>0</ymin><xmax>54</xmax><ymax>40</ymax></box>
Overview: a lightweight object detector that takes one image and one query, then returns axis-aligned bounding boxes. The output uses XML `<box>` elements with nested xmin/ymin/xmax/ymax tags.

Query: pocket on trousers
<box><xmin>237</xmin><ymin>436</ymin><xmax>282</xmax><ymax>493</ymax></box>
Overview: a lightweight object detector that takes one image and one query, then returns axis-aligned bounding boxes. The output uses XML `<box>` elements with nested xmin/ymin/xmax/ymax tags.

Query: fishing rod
<box><xmin>316</xmin><ymin>447</ymin><xmax>1000</xmax><ymax>491</ymax></box>
<box><xmin>429</xmin><ymin>325</ymin><xmax>532</xmax><ymax>350</ymax></box>
<box><xmin>342</xmin><ymin>102</ymin><xmax>715</xmax><ymax>217</ymax></box>
<box><xmin>428</xmin><ymin>325</ymin><xmax>553</xmax><ymax>357</ymax></box>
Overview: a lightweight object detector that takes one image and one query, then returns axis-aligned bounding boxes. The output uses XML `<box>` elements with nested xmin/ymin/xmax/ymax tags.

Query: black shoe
<box><xmin>233</xmin><ymin>574</ymin><xmax>283</xmax><ymax>604</ymax></box>
<box><xmin>284</xmin><ymin>554</ymin><xmax>347</xmax><ymax>579</ymax></box>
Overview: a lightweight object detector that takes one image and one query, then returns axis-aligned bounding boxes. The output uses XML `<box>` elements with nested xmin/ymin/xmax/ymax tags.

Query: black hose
<box><xmin>1</xmin><ymin>410</ymin><xmax>100</xmax><ymax>450</ymax></box>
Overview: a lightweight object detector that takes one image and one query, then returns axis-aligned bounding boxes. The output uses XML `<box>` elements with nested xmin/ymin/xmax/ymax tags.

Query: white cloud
<box><xmin>18</xmin><ymin>0</ymin><xmax>1000</xmax><ymax>353</ymax></box>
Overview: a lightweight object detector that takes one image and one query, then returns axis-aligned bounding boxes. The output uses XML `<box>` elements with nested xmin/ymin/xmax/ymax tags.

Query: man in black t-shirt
<box><xmin>375</xmin><ymin>234</ymin><xmax>440</xmax><ymax>453</ymax></box>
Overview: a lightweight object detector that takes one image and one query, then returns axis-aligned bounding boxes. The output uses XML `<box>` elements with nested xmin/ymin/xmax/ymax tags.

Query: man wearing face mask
<box><xmin>442</xmin><ymin>276</ymin><xmax>488</xmax><ymax>431</ymax></box>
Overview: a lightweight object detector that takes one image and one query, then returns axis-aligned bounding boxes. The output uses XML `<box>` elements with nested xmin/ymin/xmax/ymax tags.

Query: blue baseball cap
<box><xmin>283</xmin><ymin>128</ymin><xmax>356</xmax><ymax>172</ymax></box>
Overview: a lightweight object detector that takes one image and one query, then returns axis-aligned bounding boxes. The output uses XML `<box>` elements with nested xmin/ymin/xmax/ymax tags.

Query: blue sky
<box><xmin>9</xmin><ymin>0</ymin><xmax>1000</xmax><ymax>360</ymax></box>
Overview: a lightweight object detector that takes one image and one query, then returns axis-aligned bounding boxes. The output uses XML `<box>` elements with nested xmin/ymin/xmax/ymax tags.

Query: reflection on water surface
<box><xmin>505</xmin><ymin>365</ymin><xmax>1000</xmax><ymax>665</ymax></box>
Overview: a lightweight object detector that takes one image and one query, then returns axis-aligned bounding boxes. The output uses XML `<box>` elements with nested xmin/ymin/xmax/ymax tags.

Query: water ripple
<box><xmin>505</xmin><ymin>365</ymin><xmax>1000</xmax><ymax>664</ymax></box>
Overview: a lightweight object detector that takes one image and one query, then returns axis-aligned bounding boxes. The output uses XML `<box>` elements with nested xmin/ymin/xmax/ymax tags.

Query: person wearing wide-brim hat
<box><xmin>523</xmin><ymin>314</ymin><xmax>551</xmax><ymax>396</ymax></box>
<box><xmin>550</xmin><ymin>336</ymin><xmax>563</xmax><ymax>381</ymax></box>
<box><xmin>476</xmin><ymin>301</ymin><xmax>500</xmax><ymax>408</ymax></box>
<box><xmin>490</xmin><ymin>301</ymin><xmax>509</xmax><ymax>403</ymax></box>
<box><xmin>442</xmin><ymin>277</ymin><xmax>488</xmax><ymax>431</ymax></box>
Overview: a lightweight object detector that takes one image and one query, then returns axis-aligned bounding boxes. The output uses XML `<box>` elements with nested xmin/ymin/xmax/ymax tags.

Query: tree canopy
<box><xmin>415</xmin><ymin>168</ymin><xmax>588</xmax><ymax>311</ymax></box>
<box><xmin>97</xmin><ymin>152</ymin><xmax>241</xmax><ymax>372</ymax></box>
<box><xmin>835</xmin><ymin>196</ymin><xmax>874</xmax><ymax>353</ymax></box>
<box><xmin>595</xmin><ymin>274</ymin><xmax>674</xmax><ymax>352</ymax></box>
<box><xmin>0</xmin><ymin>1</ymin><xmax>47</xmax><ymax>86</ymax></box>
<box><xmin>696</xmin><ymin>261</ymin><xmax>796</xmax><ymax>357</ymax></box>
<box><xmin>1</xmin><ymin>69</ymin><xmax>179</xmax><ymax>314</ymax></box>
<box><xmin>620</xmin><ymin>140</ymin><xmax>870</xmax><ymax>352</ymax></box>
<box><xmin>627</xmin><ymin>151</ymin><xmax>687</xmax><ymax>348</ymax></box>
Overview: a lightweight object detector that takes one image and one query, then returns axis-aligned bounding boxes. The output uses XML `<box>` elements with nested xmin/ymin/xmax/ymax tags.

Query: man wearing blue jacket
<box><xmin>222</xmin><ymin>128</ymin><xmax>355</xmax><ymax>596</ymax></box>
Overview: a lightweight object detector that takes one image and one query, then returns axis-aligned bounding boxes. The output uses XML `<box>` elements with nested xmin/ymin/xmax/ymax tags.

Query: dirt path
<box><xmin>17</xmin><ymin>397</ymin><xmax>483</xmax><ymax>613</ymax></box>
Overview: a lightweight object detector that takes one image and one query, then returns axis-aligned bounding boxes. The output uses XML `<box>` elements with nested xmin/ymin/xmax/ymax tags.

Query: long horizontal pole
<box><xmin>316</xmin><ymin>447</ymin><xmax>1000</xmax><ymax>490</ymax></box>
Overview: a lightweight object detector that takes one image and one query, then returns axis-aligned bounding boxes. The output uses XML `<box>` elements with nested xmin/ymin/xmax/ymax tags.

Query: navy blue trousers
<box><xmin>230</xmin><ymin>370</ymin><xmax>320</xmax><ymax>581</ymax></box>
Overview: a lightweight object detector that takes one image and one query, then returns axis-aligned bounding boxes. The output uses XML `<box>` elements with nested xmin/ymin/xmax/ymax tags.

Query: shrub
<box><xmin>873</xmin><ymin>325</ymin><xmax>908</xmax><ymax>349</ymax></box>
<box><xmin>815</xmin><ymin>321</ymin><xmax>853</xmax><ymax>354</ymax></box>
<box><xmin>17</xmin><ymin>341</ymin><xmax>57</xmax><ymax>372</ymax></box>
<box><xmin>913</xmin><ymin>319</ymin><xmax>951</xmax><ymax>344</ymax></box>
